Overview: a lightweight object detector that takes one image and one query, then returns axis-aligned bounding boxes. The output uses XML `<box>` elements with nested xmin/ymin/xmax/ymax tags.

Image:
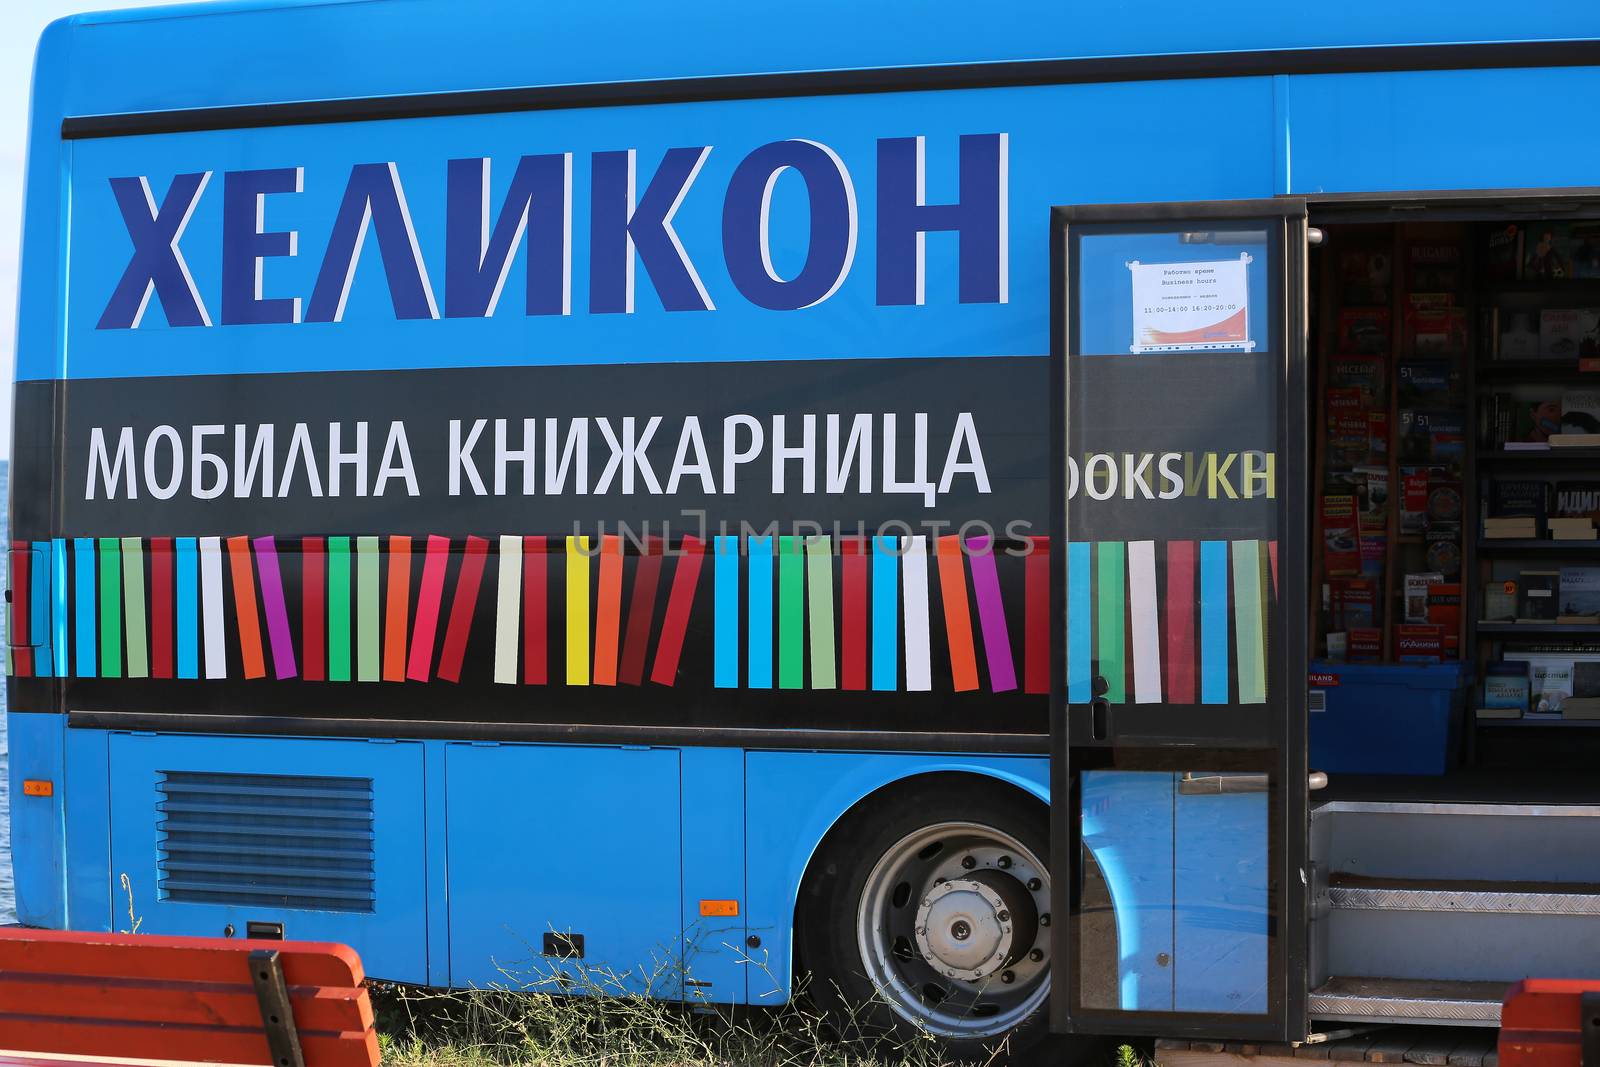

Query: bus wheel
<box><xmin>797</xmin><ymin>778</ymin><xmax>1087</xmax><ymax>1063</ymax></box>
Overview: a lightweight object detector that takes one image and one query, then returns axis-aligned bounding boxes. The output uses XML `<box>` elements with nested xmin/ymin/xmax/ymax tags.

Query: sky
<box><xmin>0</xmin><ymin>1</ymin><xmax>206</xmax><ymax>459</ymax></box>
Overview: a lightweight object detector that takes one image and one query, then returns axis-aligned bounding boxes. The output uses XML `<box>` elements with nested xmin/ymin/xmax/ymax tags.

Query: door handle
<box><xmin>1089</xmin><ymin>675</ymin><xmax>1109</xmax><ymax>741</ymax></box>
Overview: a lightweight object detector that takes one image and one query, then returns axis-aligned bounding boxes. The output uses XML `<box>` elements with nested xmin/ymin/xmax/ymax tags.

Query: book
<box><xmin>1500</xmin><ymin>651</ymin><xmax>1576</xmax><ymax>713</ymax></box>
<box><xmin>1405</xmin><ymin>572</ymin><xmax>1442</xmax><ymax>623</ymax></box>
<box><xmin>1322</xmin><ymin>494</ymin><xmax>1359</xmax><ymax>576</ymax></box>
<box><xmin>1572</xmin><ymin>221</ymin><xmax>1600</xmax><ymax>279</ymax></box>
<box><xmin>1483</xmin><ymin>661</ymin><xmax>1530</xmax><ymax>715</ymax></box>
<box><xmin>1477</xmin><ymin>705</ymin><xmax>1525</xmax><ymax>720</ymax></box>
<box><xmin>1562</xmin><ymin>698</ymin><xmax>1600</xmax><ymax>720</ymax></box>
<box><xmin>1484</xmin><ymin>223</ymin><xmax>1524</xmax><ymax>283</ymax></box>
<box><xmin>1518</xmin><ymin>570</ymin><xmax>1560</xmax><ymax>621</ymax></box>
<box><xmin>1408</xmin><ymin>242</ymin><xmax>1461</xmax><ymax>292</ymax></box>
<box><xmin>1548</xmin><ymin>517</ymin><xmax>1597</xmax><ymax>541</ymax></box>
<box><xmin>1497</xmin><ymin>310</ymin><xmax>1541</xmax><ymax>360</ymax></box>
<box><xmin>1356</xmin><ymin>465</ymin><xmax>1389</xmax><ymax>533</ymax></box>
<box><xmin>1399</xmin><ymin>410</ymin><xmax>1464</xmax><ymax>464</ymax></box>
<box><xmin>1396</xmin><ymin>624</ymin><xmax>1444</xmax><ymax>663</ymax></box>
<box><xmin>1328</xmin><ymin>354</ymin><xmax>1388</xmax><ymax>407</ymax></box>
<box><xmin>1331</xmin><ymin>577</ymin><xmax>1379</xmax><ymax>631</ymax></box>
<box><xmin>1555</xmin><ymin>480</ymin><xmax>1600</xmax><ymax>521</ymax></box>
<box><xmin>1425</xmin><ymin>526</ymin><xmax>1462</xmax><ymax>579</ymax></box>
<box><xmin>1339</xmin><ymin>248</ymin><xmax>1392</xmax><ymax>305</ymax></box>
<box><xmin>1338</xmin><ymin>307</ymin><xmax>1391</xmax><ymax>355</ymax></box>
<box><xmin>1541</xmin><ymin>309</ymin><xmax>1600</xmax><ymax>360</ymax></box>
<box><xmin>1400</xmin><ymin>467</ymin><xmax>1431</xmax><ymax>534</ymax></box>
<box><xmin>1514</xmin><ymin>397</ymin><xmax>1564</xmax><ymax>443</ymax></box>
<box><xmin>1573</xmin><ymin>660</ymin><xmax>1600</xmax><ymax>698</ymax></box>
<box><xmin>1550</xmin><ymin>433</ymin><xmax>1600</xmax><ymax>447</ymax></box>
<box><xmin>1397</xmin><ymin>359</ymin><xmax>1460</xmax><ymax>405</ymax></box>
<box><xmin>1484</xmin><ymin>581</ymin><xmax>1518</xmax><ymax>621</ymax></box>
<box><xmin>1348</xmin><ymin>627</ymin><xmax>1383</xmax><ymax>663</ymax></box>
<box><xmin>1427</xmin><ymin>582</ymin><xmax>1461</xmax><ymax>633</ymax></box>
<box><xmin>1359</xmin><ymin>534</ymin><xmax>1387</xmax><ymax>578</ymax></box>
<box><xmin>1404</xmin><ymin>306</ymin><xmax>1469</xmax><ymax>356</ymax></box>
<box><xmin>1559</xmin><ymin>566</ymin><xmax>1600</xmax><ymax>619</ymax></box>
<box><xmin>1561</xmin><ymin>389</ymin><xmax>1600</xmax><ymax>435</ymax></box>
<box><xmin>1488</xmin><ymin>479</ymin><xmax>1552</xmax><ymax>523</ymax></box>
<box><xmin>1526</xmin><ymin>224</ymin><xmax>1574</xmax><ymax>281</ymax></box>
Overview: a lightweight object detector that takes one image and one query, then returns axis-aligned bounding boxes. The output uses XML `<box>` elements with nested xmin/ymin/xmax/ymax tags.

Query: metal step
<box><xmin>1309</xmin><ymin>976</ymin><xmax>1509</xmax><ymax>1026</ymax></box>
<box><xmin>1326</xmin><ymin>873</ymin><xmax>1600</xmax><ymax>916</ymax></box>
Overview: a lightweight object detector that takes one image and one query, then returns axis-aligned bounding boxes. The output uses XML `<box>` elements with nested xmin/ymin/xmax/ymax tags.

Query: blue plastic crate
<box><xmin>1308</xmin><ymin>661</ymin><xmax>1469</xmax><ymax>776</ymax></box>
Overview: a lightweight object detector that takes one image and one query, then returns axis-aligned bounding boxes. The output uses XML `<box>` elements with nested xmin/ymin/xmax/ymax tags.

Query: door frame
<box><xmin>1046</xmin><ymin>198</ymin><xmax>1311</xmax><ymax>1043</ymax></box>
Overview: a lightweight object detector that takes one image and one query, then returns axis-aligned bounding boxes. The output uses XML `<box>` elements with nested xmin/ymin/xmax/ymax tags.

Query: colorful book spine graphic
<box><xmin>3</xmin><ymin>533</ymin><xmax>1270</xmax><ymax>704</ymax></box>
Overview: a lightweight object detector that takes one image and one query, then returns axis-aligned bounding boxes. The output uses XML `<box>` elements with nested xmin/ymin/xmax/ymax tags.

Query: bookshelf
<box><xmin>1470</xmin><ymin>218</ymin><xmax>1600</xmax><ymax>731</ymax></box>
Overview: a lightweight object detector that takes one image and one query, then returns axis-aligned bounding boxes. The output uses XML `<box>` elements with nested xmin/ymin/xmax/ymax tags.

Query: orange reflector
<box><xmin>699</xmin><ymin>899</ymin><xmax>739</xmax><ymax>917</ymax></box>
<box><xmin>22</xmin><ymin>779</ymin><xmax>53</xmax><ymax>797</ymax></box>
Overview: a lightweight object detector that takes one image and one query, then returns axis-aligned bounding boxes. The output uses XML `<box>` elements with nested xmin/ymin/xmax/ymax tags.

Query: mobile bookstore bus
<box><xmin>8</xmin><ymin>0</ymin><xmax>1600</xmax><ymax>1056</ymax></box>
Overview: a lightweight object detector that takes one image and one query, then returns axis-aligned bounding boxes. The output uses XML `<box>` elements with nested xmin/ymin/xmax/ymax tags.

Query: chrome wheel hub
<box><xmin>855</xmin><ymin>820</ymin><xmax>1051</xmax><ymax>1039</ymax></box>
<box><xmin>915</xmin><ymin>869</ymin><xmax>1038</xmax><ymax>982</ymax></box>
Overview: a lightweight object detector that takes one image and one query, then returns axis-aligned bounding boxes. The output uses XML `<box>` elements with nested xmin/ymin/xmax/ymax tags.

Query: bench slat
<box><xmin>0</xmin><ymin>1017</ymin><xmax>378</xmax><ymax>1067</ymax></box>
<box><xmin>0</xmin><ymin>931</ymin><xmax>362</xmax><ymax>986</ymax></box>
<box><xmin>0</xmin><ymin>978</ymin><xmax>372</xmax><ymax>1033</ymax></box>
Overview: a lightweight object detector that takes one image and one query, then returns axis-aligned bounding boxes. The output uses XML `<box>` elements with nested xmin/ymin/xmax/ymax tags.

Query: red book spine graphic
<box><xmin>1166</xmin><ymin>540</ymin><xmax>1198</xmax><ymax>705</ymax></box>
<box><xmin>150</xmin><ymin>537</ymin><xmax>174</xmax><ymax>679</ymax></box>
<box><xmin>438</xmin><ymin>536</ymin><xmax>489</xmax><ymax>683</ymax></box>
<box><xmin>840</xmin><ymin>538</ymin><xmax>868</xmax><ymax>691</ymax></box>
<box><xmin>650</xmin><ymin>536</ymin><xmax>705</xmax><ymax>686</ymax></box>
<box><xmin>619</xmin><ymin>538</ymin><xmax>662</xmax><ymax>686</ymax></box>
<box><xmin>11</xmin><ymin>542</ymin><xmax>32</xmax><ymax>677</ymax></box>
<box><xmin>522</xmin><ymin>536</ymin><xmax>547</xmax><ymax>684</ymax></box>
<box><xmin>302</xmin><ymin>537</ymin><xmax>326</xmax><ymax>682</ymax></box>
<box><xmin>407</xmin><ymin>535</ymin><xmax>450</xmax><ymax>681</ymax></box>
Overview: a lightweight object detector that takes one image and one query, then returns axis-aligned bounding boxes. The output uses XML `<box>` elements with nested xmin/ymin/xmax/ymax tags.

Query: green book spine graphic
<box><xmin>1096</xmin><ymin>542</ymin><xmax>1126</xmax><ymax>704</ymax></box>
<box><xmin>1232</xmin><ymin>540</ymin><xmax>1266</xmax><ymax>704</ymax></box>
<box><xmin>121</xmin><ymin>536</ymin><xmax>149</xmax><ymax>678</ymax></box>
<box><xmin>779</xmin><ymin>536</ymin><xmax>803</xmax><ymax>689</ymax></box>
<box><xmin>328</xmin><ymin>536</ymin><xmax>352</xmax><ymax>682</ymax></box>
<box><xmin>805</xmin><ymin>536</ymin><xmax>836</xmax><ymax>690</ymax></box>
<box><xmin>98</xmin><ymin>537</ymin><xmax>121</xmax><ymax>678</ymax></box>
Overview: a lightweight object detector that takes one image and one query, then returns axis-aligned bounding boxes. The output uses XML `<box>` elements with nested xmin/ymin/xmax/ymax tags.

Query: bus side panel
<box><xmin>1287</xmin><ymin>66</ymin><xmax>1600</xmax><ymax>195</ymax></box>
<box><xmin>744</xmin><ymin>751</ymin><xmax>1048</xmax><ymax>1002</ymax></box>
<box><xmin>681</xmin><ymin>746</ymin><xmax>748</xmax><ymax>1004</ymax></box>
<box><xmin>7</xmin><ymin>711</ymin><xmax>66</xmax><ymax>927</ymax></box>
<box><xmin>104</xmin><ymin>732</ymin><xmax>428</xmax><ymax>979</ymax></box>
<box><xmin>444</xmin><ymin>742</ymin><xmax>684</xmax><ymax>993</ymax></box>
<box><xmin>63</xmin><ymin>724</ymin><xmax>111</xmax><ymax>931</ymax></box>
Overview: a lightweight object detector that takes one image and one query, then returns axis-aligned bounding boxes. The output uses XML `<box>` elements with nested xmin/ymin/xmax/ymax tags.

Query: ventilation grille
<box><xmin>1308</xmin><ymin>689</ymin><xmax>1328</xmax><ymax>713</ymax></box>
<box><xmin>157</xmin><ymin>770</ymin><xmax>375</xmax><ymax>912</ymax></box>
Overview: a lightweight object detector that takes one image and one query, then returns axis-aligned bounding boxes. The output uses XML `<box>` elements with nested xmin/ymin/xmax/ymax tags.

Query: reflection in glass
<box><xmin>1077</xmin><ymin>770</ymin><xmax>1268</xmax><ymax>1015</ymax></box>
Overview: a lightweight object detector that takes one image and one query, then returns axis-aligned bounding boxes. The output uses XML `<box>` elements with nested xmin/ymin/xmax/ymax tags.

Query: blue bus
<box><xmin>9</xmin><ymin>0</ymin><xmax>1600</xmax><ymax>1056</ymax></box>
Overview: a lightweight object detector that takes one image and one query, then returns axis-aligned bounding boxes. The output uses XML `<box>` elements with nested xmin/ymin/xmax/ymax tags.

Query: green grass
<box><xmin>373</xmin><ymin>978</ymin><xmax>967</xmax><ymax>1067</ymax></box>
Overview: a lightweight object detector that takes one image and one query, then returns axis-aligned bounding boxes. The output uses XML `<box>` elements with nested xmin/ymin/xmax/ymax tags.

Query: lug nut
<box><xmin>997</xmin><ymin>855</ymin><xmax>1012</xmax><ymax>869</ymax></box>
<box><xmin>1000</xmin><ymin>970</ymin><xmax>1016</xmax><ymax>984</ymax></box>
<box><xmin>1027</xmin><ymin>877</ymin><xmax>1042</xmax><ymax>891</ymax></box>
<box><xmin>997</xmin><ymin>910</ymin><xmax>1010</xmax><ymax>923</ymax></box>
<box><xmin>1029</xmin><ymin>948</ymin><xmax>1045</xmax><ymax>962</ymax></box>
<box><xmin>1040</xmin><ymin>913</ymin><xmax>1051</xmax><ymax>927</ymax></box>
<box><xmin>961</xmin><ymin>855</ymin><xmax>977</xmax><ymax>870</ymax></box>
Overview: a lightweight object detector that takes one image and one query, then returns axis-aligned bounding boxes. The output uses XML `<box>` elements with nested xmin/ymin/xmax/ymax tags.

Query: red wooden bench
<box><xmin>0</xmin><ymin>928</ymin><xmax>379</xmax><ymax>1067</ymax></box>
<box><xmin>1500</xmin><ymin>979</ymin><xmax>1600</xmax><ymax>1067</ymax></box>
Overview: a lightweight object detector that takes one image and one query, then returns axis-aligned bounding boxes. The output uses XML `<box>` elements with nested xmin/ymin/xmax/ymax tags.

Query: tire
<box><xmin>796</xmin><ymin>775</ymin><xmax>1103</xmax><ymax>1064</ymax></box>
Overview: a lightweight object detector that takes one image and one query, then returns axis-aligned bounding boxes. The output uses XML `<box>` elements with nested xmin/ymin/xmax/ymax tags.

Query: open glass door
<box><xmin>1048</xmin><ymin>200</ymin><xmax>1310</xmax><ymax>1043</ymax></box>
